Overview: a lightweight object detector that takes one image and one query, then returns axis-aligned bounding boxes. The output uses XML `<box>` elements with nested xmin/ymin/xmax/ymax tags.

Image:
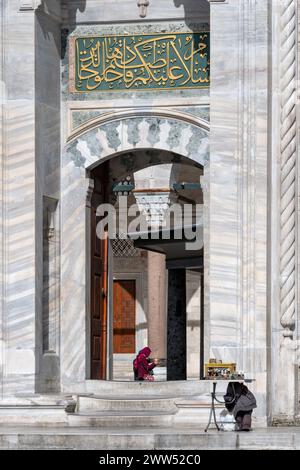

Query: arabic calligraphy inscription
<box><xmin>73</xmin><ymin>32</ymin><xmax>210</xmax><ymax>92</ymax></box>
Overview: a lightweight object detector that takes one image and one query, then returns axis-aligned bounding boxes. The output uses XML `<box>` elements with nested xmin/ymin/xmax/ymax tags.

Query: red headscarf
<box><xmin>133</xmin><ymin>347</ymin><xmax>151</xmax><ymax>372</ymax></box>
<box><xmin>138</xmin><ymin>347</ymin><xmax>151</xmax><ymax>358</ymax></box>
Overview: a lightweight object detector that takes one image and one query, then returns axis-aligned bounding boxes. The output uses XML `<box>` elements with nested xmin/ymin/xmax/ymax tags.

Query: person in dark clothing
<box><xmin>224</xmin><ymin>382</ymin><xmax>257</xmax><ymax>431</ymax></box>
<box><xmin>133</xmin><ymin>347</ymin><xmax>158</xmax><ymax>381</ymax></box>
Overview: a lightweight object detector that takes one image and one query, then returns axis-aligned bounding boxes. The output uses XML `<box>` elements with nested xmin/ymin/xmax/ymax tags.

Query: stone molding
<box><xmin>19</xmin><ymin>1</ymin><xmax>62</xmax><ymax>23</ymax></box>
<box><xmin>19</xmin><ymin>0</ymin><xmax>42</xmax><ymax>11</ymax></box>
<box><xmin>68</xmin><ymin>108</ymin><xmax>210</xmax><ymax>143</ymax></box>
<box><xmin>279</xmin><ymin>0</ymin><xmax>297</xmax><ymax>339</ymax></box>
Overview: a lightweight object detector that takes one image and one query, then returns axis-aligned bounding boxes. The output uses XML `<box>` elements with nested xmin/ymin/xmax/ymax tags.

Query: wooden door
<box><xmin>113</xmin><ymin>280</ymin><xmax>136</xmax><ymax>354</ymax></box>
<box><xmin>90</xmin><ymin>171</ymin><xmax>108</xmax><ymax>380</ymax></box>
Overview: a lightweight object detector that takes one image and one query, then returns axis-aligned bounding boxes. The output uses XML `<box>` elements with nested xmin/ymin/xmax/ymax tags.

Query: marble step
<box><xmin>112</xmin><ymin>364</ymin><xmax>134</xmax><ymax>381</ymax></box>
<box><xmin>67</xmin><ymin>410</ymin><xmax>176</xmax><ymax>428</ymax></box>
<box><xmin>0</xmin><ymin>427</ymin><xmax>298</xmax><ymax>449</ymax></box>
<box><xmin>84</xmin><ymin>379</ymin><xmax>211</xmax><ymax>396</ymax></box>
<box><xmin>76</xmin><ymin>395</ymin><xmax>178</xmax><ymax>413</ymax></box>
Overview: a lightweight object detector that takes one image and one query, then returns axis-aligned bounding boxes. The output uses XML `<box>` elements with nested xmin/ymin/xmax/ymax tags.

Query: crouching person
<box><xmin>133</xmin><ymin>347</ymin><xmax>158</xmax><ymax>381</ymax></box>
<box><xmin>224</xmin><ymin>382</ymin><xmax>257</xmax><ymax>431</ymax></box>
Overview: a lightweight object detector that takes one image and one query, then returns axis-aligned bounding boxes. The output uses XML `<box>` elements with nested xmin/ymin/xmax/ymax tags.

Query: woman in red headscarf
<box><xmin>133</xmin><ymin>347</ymin><xmax>158</xmax><ymax>381</ymax></box>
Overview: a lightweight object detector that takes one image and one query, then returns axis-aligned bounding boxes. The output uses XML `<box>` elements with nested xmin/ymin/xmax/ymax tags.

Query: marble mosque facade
<box><xmin>0</xmin><ymin>0</ymin><xmax>299</xmax><ymax>428</ymax></box>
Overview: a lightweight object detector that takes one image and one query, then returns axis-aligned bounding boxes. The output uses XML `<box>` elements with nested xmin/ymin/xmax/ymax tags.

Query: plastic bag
<box><xmin>219</xmin><ymin>409</ymin><xmax>236</xmax><ymax>431</ymax></box>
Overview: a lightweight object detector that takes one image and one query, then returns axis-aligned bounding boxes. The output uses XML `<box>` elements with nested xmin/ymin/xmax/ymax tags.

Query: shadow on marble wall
<box><xmin>173</xmin><ymin>0</ymin><xmax>210</xmax><ymax>24</ymax></box>
<box><xmin>67</xmin><ymin>0</ymin><xmax>87</xmax><ymax>26</ymax></box>
<box><xmin>61</xmin><ymin>0</ymin><xmax>87</xmax><ymax>59</ymax></box>
<box><xmin>173</xmin><ymin>0</ymin><xmax>210</xmax><ymax>51</ymax></box>
<box><xmin>37</xmin><ymin>9</ymin><xmax>61</xmax><ymax>57</ymax></box>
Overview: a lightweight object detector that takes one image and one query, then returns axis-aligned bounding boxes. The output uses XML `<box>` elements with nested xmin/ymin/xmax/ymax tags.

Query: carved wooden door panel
<box><xmin>90</xmin><ymin>172</ymin><xmax>108</xmax><ymax>380</ymax></box>
<box><xmin>113</xmin><ymin>280</ymin><xmax>136</xmax><ymax>354</ymax></box>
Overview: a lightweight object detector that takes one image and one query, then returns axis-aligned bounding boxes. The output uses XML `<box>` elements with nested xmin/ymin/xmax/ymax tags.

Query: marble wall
<box><xmin>208</xmin><ymin>0</ymin><xmax>268</xmax><ymax>420</ymax></box>
<box><xmin>0</xmin><ymin>0</ymin><xmax>63</xmax><ymax>399</ymax></box>
<box><xmin>62</xmin><ymin>0</ymin><xmax>210</xmax><ymax>28</ymax></box>
<box><xmin>0</xmin><ymin>0</ymin><xmax>37</xmax><ymax>397</ymax></box>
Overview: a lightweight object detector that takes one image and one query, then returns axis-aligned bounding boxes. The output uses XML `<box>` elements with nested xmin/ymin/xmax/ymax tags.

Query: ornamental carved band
<box><xmin>72</xmin><ymin>32</ymin><xmax>210</xmax><ymax>92</ymax></box>
<box><xmin>280</xmin><ymin>0</ymin><xmax>297</xmax><ymax>339</ymax></box>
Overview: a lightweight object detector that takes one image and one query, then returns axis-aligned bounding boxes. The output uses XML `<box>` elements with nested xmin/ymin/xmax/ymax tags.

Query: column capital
<box><xmin>133</xmin><ymin>189</ymin><xmax>178</xmax><ymax>228</ymax></box>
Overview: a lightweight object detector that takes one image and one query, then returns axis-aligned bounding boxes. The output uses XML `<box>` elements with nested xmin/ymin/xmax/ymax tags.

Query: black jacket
<box><xmin>224</xmin><ymin>382</ymin><xmax>257</xmax><ymax>418</ymax></box>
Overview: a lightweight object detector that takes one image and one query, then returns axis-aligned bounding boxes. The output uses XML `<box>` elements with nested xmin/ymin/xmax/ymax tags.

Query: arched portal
<box><xmin>61</xmin><ymin>113</ymin><xmax>209</xmax><ymax>391</ymax></box>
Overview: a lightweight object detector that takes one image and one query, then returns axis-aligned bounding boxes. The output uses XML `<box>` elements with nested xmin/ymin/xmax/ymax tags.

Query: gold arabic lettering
<box><xmin>75</xmin><ymin>32</ymin><xmax>210</xmax><ymax>92</ymax></box>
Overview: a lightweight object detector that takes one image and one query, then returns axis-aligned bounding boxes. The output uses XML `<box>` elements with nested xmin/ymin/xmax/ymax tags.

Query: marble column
<box><xmin>167</xmin><ymin>269</ymin><xmax>186</xmax><ymax>381</ymax></box>
<box><xmin>269</xmin><ymin>0</ymin><xmax>299</xmax><ymax>424</ymax></box>
<box><xmin>147</xmin><ymin>252</ymin><xmax>167</xmax><ymax>367</ymax></box>
<box><xmin>134</xmin><ymin>163</ymin><xmax>178</xmax><ymax>379</ymax></box>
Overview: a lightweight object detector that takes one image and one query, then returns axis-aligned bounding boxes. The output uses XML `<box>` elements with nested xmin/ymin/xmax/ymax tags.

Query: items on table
<box><xmin>204</xmin><ymin>360</ymin><xmax>242</xmax><ymax>379</ymax></box>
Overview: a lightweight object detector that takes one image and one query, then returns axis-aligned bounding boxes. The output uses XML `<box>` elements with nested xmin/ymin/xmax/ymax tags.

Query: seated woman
<box><xmin>133</xmin><ymin>347</ymin><xmax>158</xmax><ymax>381</ymax></box>
<box><xmin>224</xmin><ymin>382</ymin><xmax>257</xmax><ymax>431</ymax></box>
